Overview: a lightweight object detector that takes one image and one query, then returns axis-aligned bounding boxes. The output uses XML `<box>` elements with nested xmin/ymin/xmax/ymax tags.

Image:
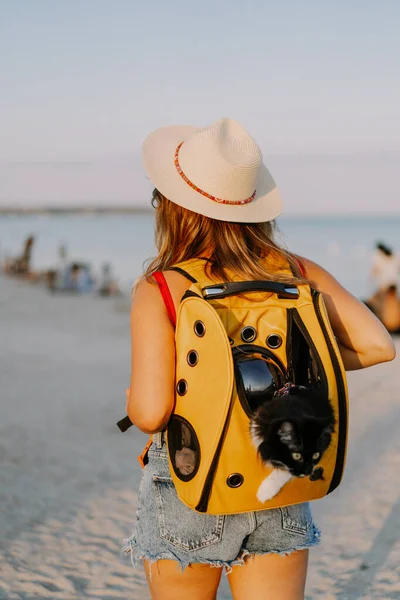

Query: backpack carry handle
<box><xmin>202</xmin><ymin>281</ymin><xmax>299</xmax><ymax>300</ymax></box>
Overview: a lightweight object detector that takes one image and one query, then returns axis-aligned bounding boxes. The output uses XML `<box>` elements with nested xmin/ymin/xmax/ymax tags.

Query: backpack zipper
<box><xmin>286</xmin><ymin>309</ymin><xmax>294</xmax><ymax>381</ymax></box>
<box><xmin>292</xmin><ymin>303</ymin><xmax>347</xmax><ymax>491</ymax></box>
<box><xmin>311</xmin><ymin>289</ymin><xmax>347</xmax><ymax>493</ymax></box>
<box><xmin>291</xmin><ymin>309</ymin><xmax>329</xmax><ymax>392</ymax></box>
<box><xmin>195</xmin><ymin>392</ymin><xmax>235</xmax><ymax>512</ymax></box>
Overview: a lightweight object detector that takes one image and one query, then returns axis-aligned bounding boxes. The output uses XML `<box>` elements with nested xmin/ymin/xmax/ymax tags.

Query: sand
<box><xmin>0</xmin><ymin>275</ymin><xmax>399</xmax><ymax>599</ymax></box>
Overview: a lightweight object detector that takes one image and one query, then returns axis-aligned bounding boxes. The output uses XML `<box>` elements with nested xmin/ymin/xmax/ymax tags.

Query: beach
<box><xmin>1</xmin><ymin>275</ymin><xmax>399</xmax><ymax>600</ymax></box>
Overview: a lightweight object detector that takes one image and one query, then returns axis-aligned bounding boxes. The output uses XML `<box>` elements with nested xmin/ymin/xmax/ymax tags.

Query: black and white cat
<box><xmin>251</xmin><ymin>383</ymin><xmax>335</xmax><ymax>503</ymax></box>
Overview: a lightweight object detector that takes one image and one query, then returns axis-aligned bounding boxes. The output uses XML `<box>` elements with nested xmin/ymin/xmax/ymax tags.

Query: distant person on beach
<box><xmin>370</xmin><ymin>242</ymin><xmax>399</xmax><ymax>292</ymax></box>
<box><xmin>56</xmin><ymin>243</ymin><xmax>68</xmax><ymax>283</ymax></box>
<box><xmin>4</xmin><ymin>235</ymin><xmax>35</xmax><ymax>277</ymax></box>
<box><xmin>365</xmin><ymin>242</ymin><xmax>400</xmax><ymax>332</ymax></box>
<box><xmin>65</xmin><ymin>262</ymin><xmax>95</xmax><ymax>293</ymax></box>
<box><xmin>44</xmin><ymin>244</ymin><xmax>69</xmax><ymax>292</ymax></box>
<box><xmin>98</xmin><ymin>262</ymin><xmax>121</xmax><ymax>296</ymax></box>
<box><xmin>47</xmin><ymin>261</ymin><xmax>95</xmax><ymax>293</ymax></box>
<box><xmin>379</xmin><ymin>285</ymin><xmax>400</xmax><ymax>333</ymax></box>
<box><xmin>124</xmin><ymin>118</ymin><xmax>395</xmax><ymax>600</ymax></box>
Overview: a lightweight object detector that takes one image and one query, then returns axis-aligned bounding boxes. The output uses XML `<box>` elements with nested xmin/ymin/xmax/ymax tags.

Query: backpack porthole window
<box><xmin>187</xmin><ymin>350</ymin><xmax>199</xmax><ymax>367</ymax></box>
<box><xmin>226</xmin><ymin>473</ymin><xmax>244</xmax><ymax>488</ymax></box>
<box><xmin>194</xmin><ymin>320</ymin><xmax>206</xmax><ymax>337</ymax></box>
<box><xmin>168</xmin><ymin>415</ymin><xmax>200</xmax><ymax>481</ymax></box>
<box><xmin>234</xmin><ymin>349</ymin><xmax>285</xmax><ymax>416</ymax></box>
<box><xmin>267</xmin><ymin>334</ymin><xmax>283</xmax><ymax>349</ymax></box>
<box><xmin>176</xmin><ymin>379</ymin><xmax>188</xmax><ymax>396</ymax></box>
<box><xmin>241</xmin><ymin>326</ymin><xmax>257</xmax><ymax>343</ymax></box>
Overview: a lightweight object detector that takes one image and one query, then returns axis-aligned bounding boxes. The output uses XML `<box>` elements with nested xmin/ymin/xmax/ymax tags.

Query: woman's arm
<box><xmin>127</xmin><ymin>278</ymin><xmax>176</xmax><ymax>433</ymax></box>
<box><xmin>300</xmin><ymin>257</ymin><xmax>396</xmax><ymax>370</ymax></box>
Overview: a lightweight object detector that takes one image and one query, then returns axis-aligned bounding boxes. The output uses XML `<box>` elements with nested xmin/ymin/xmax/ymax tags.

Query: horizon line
<box><xmin>0</xmin><ymin>206</ymin><xmax>399</xmax><ymax>218</ymax></box>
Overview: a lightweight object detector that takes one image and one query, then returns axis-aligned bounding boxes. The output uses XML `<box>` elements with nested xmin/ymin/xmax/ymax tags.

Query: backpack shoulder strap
<box><xmin>153</xmin><ymin>271</ymin><xmax>176</xmax><ymax>326</ymax></box>
<box><xmin>170</xmin><ymin>258</ymin><xmax>217</xmax><ymax>288</ymax></box>
<box><xmin>294</xmin><ymin>256</ymin><xmax>307</xmax><ymax>277</ymax></box>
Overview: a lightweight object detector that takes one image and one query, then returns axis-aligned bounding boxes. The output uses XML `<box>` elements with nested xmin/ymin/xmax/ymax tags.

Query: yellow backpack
<box><xmin>119</xmin><ymin>258</ymin><xmax>348</xmax><ymax>515</ymax></box>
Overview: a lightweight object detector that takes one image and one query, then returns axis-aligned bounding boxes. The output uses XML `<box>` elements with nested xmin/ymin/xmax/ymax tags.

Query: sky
<box><xmin>0</xmin><ymin>0</ymin><xmax>399</xmax><ymax>214</ymax></box>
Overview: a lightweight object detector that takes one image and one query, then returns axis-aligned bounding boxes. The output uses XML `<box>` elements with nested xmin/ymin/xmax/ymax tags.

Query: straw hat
<box><xmin>142</xmin><ymin>118</ymin><xmax>282</xmax><ymax>223</ymax></box>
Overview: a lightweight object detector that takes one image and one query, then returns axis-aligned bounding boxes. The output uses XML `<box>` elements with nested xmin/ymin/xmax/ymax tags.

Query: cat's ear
<box><xmin>318</xmin><ymin>421</ymin><xmax>334</xmax><ymax>447</ymax></box>
<box><xmin>322</xmin><ymin>422</ymin><xmax>335</xmax><ymax>434</ymax></box>
<box><xmin>320</xmin><ymin>418</ymin><xmax>335</xmax><ymax>435</ymax></box>
<box><xmin>277</xmin><ymin>421</ymin><xmax>296</xmax><ymax>445</ymax></box>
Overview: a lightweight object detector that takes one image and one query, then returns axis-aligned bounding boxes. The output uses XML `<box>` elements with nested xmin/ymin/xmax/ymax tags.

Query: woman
<box><xmin>365</xmin><ymin>242</ymin><xmax>400</xmax><ymax>333</ymax></box>
<box><xmin>379</xmin><ymin>285</ymin><xmax>400</xmax><ymax>333</ymax></box>
<box><xmin>125</xmin><ymin>119</ymin><xmax>395</xmax><ymax>600</ymax></box>
<box><xmin>369</xmin><ymin>242</ymin><xmax>399</xmax><ymax>293</ymax></box>
<box><xmin>5</xmin><ymin>235</ymin><xmax>35</xmax><ymax>277</ymax></box>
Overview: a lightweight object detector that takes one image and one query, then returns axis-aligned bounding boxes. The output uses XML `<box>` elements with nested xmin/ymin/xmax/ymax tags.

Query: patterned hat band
<box><xmin>174</xmin><ymin>142</ymin><xmax>256</xmax><ymax>206</ymax></box>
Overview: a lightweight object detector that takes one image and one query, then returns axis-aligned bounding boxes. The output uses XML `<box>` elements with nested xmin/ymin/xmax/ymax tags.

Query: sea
<box><xmin>1</xmin><ymin>213</ymin><xmax>399</xmax><ymax>299</ymax></box>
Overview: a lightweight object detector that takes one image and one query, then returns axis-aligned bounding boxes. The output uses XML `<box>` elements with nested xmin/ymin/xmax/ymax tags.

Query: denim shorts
<box><xmin>123</xmin><ymin>440</ymin><xmax>321</xmax><ymax>571</ymax></box>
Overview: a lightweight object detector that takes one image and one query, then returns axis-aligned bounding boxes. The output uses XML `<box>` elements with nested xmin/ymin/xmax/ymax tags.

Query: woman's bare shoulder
<box><xmin>132</xmin><ymin>276</ymin><xmax>160</xmax><ymax>303</ymax></box>
<box><xmin>131</xmin><ymin>270</ymin><xmax>193</xmax><ymax>319</ymax></box>
<box><xmin>130</xmin><ymin>277</ymin><xmax>169</xmax><ymax>328</ymax></box>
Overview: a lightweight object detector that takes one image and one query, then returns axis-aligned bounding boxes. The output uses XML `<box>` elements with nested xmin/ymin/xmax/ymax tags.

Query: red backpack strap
<box><xmin>292</xmin><ymin>256</ymin><xmax>306</xmax><ymax>278</ymax></box>
<box><xmin>297</xmin><ymin>259</ymin><xmax>306</xmax><ymax>277</ymax></box>
<box><xmin>153</xmin><ymin>271</ymin><xmax>176</xmax><ymax>326</ymax></box>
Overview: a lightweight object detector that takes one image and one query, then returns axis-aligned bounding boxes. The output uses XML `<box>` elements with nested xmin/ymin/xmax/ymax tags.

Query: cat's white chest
<box><xmin>257</xmin><ymin>469</ymin><xmax>293</xmax><ymax>503</ymax></box>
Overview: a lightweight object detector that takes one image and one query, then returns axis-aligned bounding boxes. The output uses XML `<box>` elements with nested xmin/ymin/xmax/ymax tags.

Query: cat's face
<box><xmin>257</xmin><ymin>418</ymin><xmax>334</xmax><ymax>477</ymax></box>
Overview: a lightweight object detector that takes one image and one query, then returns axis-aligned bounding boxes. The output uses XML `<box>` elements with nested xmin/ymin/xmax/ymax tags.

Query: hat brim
<box><xmin>142</xmin><ymin>125</ymin><xmax>282</xmax><ymax>223</ymax></box>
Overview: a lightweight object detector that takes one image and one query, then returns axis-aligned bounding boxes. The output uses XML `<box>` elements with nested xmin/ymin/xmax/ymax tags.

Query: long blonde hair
<box><xmin>143</xmin><ymin>190</ymin><xmax>305</xmax><ymax>284</ymax></box>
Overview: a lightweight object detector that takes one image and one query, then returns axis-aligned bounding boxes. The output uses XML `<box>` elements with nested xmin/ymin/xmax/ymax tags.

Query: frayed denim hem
<box><xmin>122</xmin><ymin>535</ymin><xmax>229</xmax><ymax>580</ymax></box>
<box><xmin>122</xmin><ymin>523</ymin><xmax>321</xmax><ymax>578</ymax></box>
<box><xmin>236</xmin><ymin>522</ymin><xmax>322</xmax><ymax>569</ymax></box>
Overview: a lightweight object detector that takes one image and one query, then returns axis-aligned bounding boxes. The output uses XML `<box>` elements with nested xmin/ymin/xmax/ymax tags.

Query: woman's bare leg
<box><xmin>227</xmin><ymin>549</ymin><xmax>309</xmax><ymax>600</ymax></box>
<box><xmin>144</xmin><ymin>559</ymin><xmax>223</xmax><ymax>600</ymax></box>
